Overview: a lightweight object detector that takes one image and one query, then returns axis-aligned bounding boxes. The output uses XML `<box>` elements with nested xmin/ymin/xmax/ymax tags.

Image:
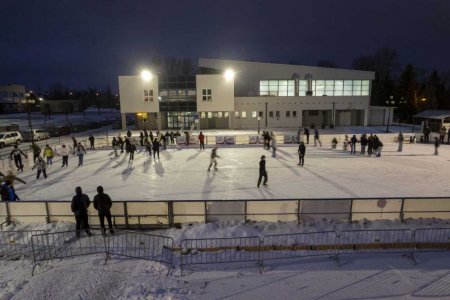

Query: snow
<box><xmin>10</xmin><ymin>140</ymin><xmax>450</xmax><ymax>201</ymax></box>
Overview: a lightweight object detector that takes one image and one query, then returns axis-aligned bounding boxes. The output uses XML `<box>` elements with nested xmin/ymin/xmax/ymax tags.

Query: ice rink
<box><xmin>11</xmin><ymin>140</ymin><xmax>450</xmax><ymax>201</ymax></box>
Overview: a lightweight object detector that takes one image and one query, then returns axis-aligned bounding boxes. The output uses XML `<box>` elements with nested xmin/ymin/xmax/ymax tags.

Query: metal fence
<box><xmin>106</xmin><ymin>230</ymin><xmax>174</xmax><ymax>265</ymax></box>
<box><xmin>262</xmin><ymin>231</ymin><xmax>337</xmax><ymax>261</ymax></box>
<box><xmin>413</xmin><ymin>228</ymin><xmax>450</xmax><ymax>252</ymax></box>
<box><xmin>0</xmin><ymin>230</ymin><xmax>46</xmax><ymax>260</ymax></box>
<box><xmin>180</xmin><ymin>236</ymin><xmax>262</xmax><ymax>274</ymax></box>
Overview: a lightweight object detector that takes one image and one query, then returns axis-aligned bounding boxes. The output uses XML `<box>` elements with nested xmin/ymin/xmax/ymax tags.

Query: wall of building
<box><xmin>196</xmin><ymin>74</ymin><xmax>234</xmax><ymax>112</ymax></box>
<box><xmin>230</xmin><ymin>96</ymin><xmax>369</xmax><ymax>129</ymax></box>
<box><xmin>118</xmin><ymin>76</ymin><xmax>159</xmax><ymax>113</ymax></box>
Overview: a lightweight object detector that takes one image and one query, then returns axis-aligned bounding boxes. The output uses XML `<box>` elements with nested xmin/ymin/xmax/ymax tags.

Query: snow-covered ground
<box><xmin>11</xmin><ymin>140</ymin><xmax>450</xmax><ymax>201</ymax></box>
<box><xmin>2</xmin><ymin>219</ymin><xmax>450</xmax><ymax>299</ymax></box>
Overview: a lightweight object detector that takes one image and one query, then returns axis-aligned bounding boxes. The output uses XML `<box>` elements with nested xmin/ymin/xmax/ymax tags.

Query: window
<box><xmin>224</xmin><ymin>112</ymin><xmax>229</xmax><ymax>118</ymax></box>
<box><xmin>299</xmin><ymin>80</ymin><xmax>308</xmax><ymax>96</ymax></box>
<box><xmin>201</xmin><ymin>112</ymin><xmax>206</xmax><ymax>118</ymax></box>
<box><xmin>259</xmin><ymin>111</ymin><xmax>263</xmax><ymax>118</ymax></box>
<box><xmin>144</xmin><ymin>90</ymin><xmax>153</xmax><ymax>102</ymax></box>
<box><xmin>293</xmin><ymin>111</ymin><xmax>297</xmax><ymax>117</ymax></box>
<box><xmin>269</xmin><ymin>111</ymin><xmax>274</xmax><ymax>118</ymax></box>
<box><xmin>218</xmin><ymin>112</ymin><xmax>223</xmax><ymax>118</ymax></box>
<box><xmin>259</xmin><ymin>80</ymin><xmax>295</xmax><ymax>96</ymax></box>
<box><xmin>275</xmin><ymin>111</ymin><xmax>280</xmax><ymax>118</ymax></box>
<box><xmin>241</xmin><ymin>111</ymin><xmax>247</xmax><ymax>118</ymax></box>
<box><xmin>212</xmin><ymin>112</ymin><xmax>218</xmax><ymax>118</ymax></box>
<box><xmin>235</xmin><ymin>111</ymin><xmax>240</xmax><ymax>118</ymax></box>
<box><xmin>208</xmin><ymin>112</ymin><xmax>212</xmax><ymax>118</ymax></box>
<box><xmin>285</xmin><ymin>111</ymin><xmax>290</xmax><ymax>117</ymax></box>
<box><xmin>202</xmin><ymin>89</ymin><xmax>212</xmax><ymax>101</ymax></box>
<box><xmin>307</xmin><ymin>80</ymin><xmax>371</xmax><ymax>96</ymax></box>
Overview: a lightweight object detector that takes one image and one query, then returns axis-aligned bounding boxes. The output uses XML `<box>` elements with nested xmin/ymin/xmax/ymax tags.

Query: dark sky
<box><xmin>1</xmin><ymin>0</ymin><xmax>450</xmax><ymax>91</ymax></box>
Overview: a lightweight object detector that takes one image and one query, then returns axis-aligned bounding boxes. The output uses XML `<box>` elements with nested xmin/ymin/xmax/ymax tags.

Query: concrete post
<box><xmin>364</xmin><ymin>108</ymin><xmax>369</xmax><ymax>126</ymax></box>
<box><xmin>121</xmin><ymin>113</ymin><xmax>127</xmax><ymax>131</ymax></box>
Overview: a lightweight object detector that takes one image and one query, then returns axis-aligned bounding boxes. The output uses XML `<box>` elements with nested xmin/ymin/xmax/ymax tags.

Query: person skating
<box><xmin>367</xmin><ymin>134</ymin><xmax>374</xmax><ymax>156</ymax></box>
<box><xmin>72</xmin><ymin>137</ymin><xmax>77</xmax><ymax>155</ymax></box>
<box><xmin>270</xmin><ymin>132</ymin><xmax>277</xmax><ymax>157</ymax></box>
<box><xmin>60</xmin><ymin>144</ymin><xmax>70</xmax><ymax>167</ymax></box>
<box><xmin>160</xmin><ymin>134</ymin><xmax>167</xmax><ymax>151</ymax></box>
<box><xmin>185</xmin><ymin>131</ymin><xmax>190</xmax><ymax>146</ymax></box>
<box><xmin>71</xmin><ymin>186</ymin><xmax>92</xmax><ymax>237</ymax></box>
<box><xmin>170</xmin><ymin>131</ymin><xmax>175</xmax><ymax>145</ymax></box>
<box><xmin>88</xmin><ymin>134</ymin><xmax>95</xmax><ymax>150</ymax></box>
<box><xmin>32</xmin><ymin>156</ymin><xmax>47</xmax><ymax>179</ymax></box>
<box><xmin>139</xmin><ymin>131</ymin><xmax>144</xmax><ymax>147</ymax></box>
<box><xmin>298</xmin><ymin>142</ymin><xmax>306</xmax><ymax>166</ymax></box>
<box><xmin>152</xmin><ymin>138</ymin><xmax>160</xmax><ymax>159</ymax></box>
<box><xmin>208</xmin><ymin>147</ymin><xmax>220</xmax><ymax>172</ymax></box>
<box><xmin>149</xmin><ymin>131</ymin><xmax>154</xmax><ymax>143</ymax></box>
<box><xmin>434</xmin><ymin>137</ymin><xmax>440</xmax><ymax>155</ymax></box>
<box><xmin>314</xmin><ymin>128</ymin><xmax>321</xmax><ymax>147</ymax></box>
<box><xmin>129</xmin><ymin>141</ymin><xmax>137</xmax><ymax>161</ymax></box>
<box><xmin>112</xmin><ymin>137</ymin><xmax>119</xmax><ymax>157</ymax></box>
<box><xmin>125</xmin><ymin>137</ymin><xmax>131</xmax><ymax>154</ymax></box>
<box><xmin>360</xmin><ymin>134</ymin><xmax>368</xmax><ymax>155</ymax></box>
<box><xmin>350</xmin><ymin>135</ymin><xmax>357</xmax><ymax>154</ymax></box>
<box><xmin>145</xmin><ymin>138</ymin><xmax>152</xmax><ymax>158</ymax></box>
<box><xmin>374</xmin><ymin>135</ymin><xmax>383</xmax><ymax>157</ymax></box>
<box><xmin>93</xmin><ymin>186</ymin><xmax>114</xmax><ymax>236</ymax></box>
<box><xmin>127</xmin><ymin>129</ymin><xmax>132</xmax><ymax>138</ymax></box>
<box><xmin>75</xmin><ymin>142</ymin><xmax>87</xmax><ymax>166</ymax></box>
<box><xmin>31</xmin><ymin>142</ymin><xmax>41</xmax><ymax>163</ymax></box>
<box><xmin>257</xmin><ymin>155</ymin><xmax>268</xmax><ymax>187</ymax></box>
<box><xmin>118</xmin><ymin>136</ymin><xmax>124</xmax><ymax>153</ymax></box>
<box><xmin>304</xmin><ymin>128</ymin><xmax>310</xmax><ymax>144</ymax></box>
<box><xmin>397</xmin><ymin>132</ymin><xmax>404</xmax><ymax>152</ymax></box>
<box><xmin>331</xmin><ymin>137</ymin><xmax>338</xmax><ymax>149</ymax></box>
<box><xmin>423</xmin><ymin>126</ymin><xmax>431</xmax><ymax>143</ymax></box>
<box><xmin>10</xmin><ymin>145</ymin><xmax>27</xmax><ymax>172</ymax></box>
<box><xmin>165</xmin><ymin>131</ymin><xmax>170</xmax><ymax>146</ymax></box>
<box><xmin>0</xmin><ymin>171</ymin><xmax>26</xmax><ymax>201</ymax></box>
<box><xmin>43</xmin><ymin>144</ymin><xmax>54</xmax><ymax>165</ymax></box>
<box><xmin>198</xmin><ymin>131</ymin><xmax>205</xmax><ymax>150</ymax></box>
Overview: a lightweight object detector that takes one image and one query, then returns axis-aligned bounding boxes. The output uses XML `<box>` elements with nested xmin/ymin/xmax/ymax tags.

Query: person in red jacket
<box><xmin>198</xmin><ymin>131</ymin><xmax>205</xmax><ymax>150</ymax></box>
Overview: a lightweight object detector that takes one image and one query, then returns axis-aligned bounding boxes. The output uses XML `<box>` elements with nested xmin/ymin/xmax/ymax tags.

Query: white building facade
<box><xmin>118</xmin><ymin>58</ymin><xmax>376</xmax><ymax>130</ymax></box>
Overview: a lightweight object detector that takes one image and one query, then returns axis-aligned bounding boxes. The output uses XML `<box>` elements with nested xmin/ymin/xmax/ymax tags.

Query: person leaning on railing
<box><xmin>93</xmin><ymin>186</ymin><xmax>114</xmax><ymax>236</ymax></box>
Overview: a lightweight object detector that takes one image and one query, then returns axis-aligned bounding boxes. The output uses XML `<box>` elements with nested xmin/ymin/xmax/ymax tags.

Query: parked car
<box><xmin>21</xmin><ymin>129</ymin><xmax>50</xmax><ymax>141</ymax></box>
<box><xmin>0</xmin><ymin>131</ymin><xmax>23</xmax><ymax>148</ymax></box>
<box><xmin>47</xmin><ymin>125</ymin><xmax>71</xmax><ymax>137</ymax></box>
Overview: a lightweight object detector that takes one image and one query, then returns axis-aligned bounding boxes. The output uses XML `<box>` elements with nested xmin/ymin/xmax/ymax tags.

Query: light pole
<box><xmin>385</xmin><ymin>96</ymin><xmax>395</xmax><ymax>133</ymax></box>
<box><xmin>257</xmin><ymin>116</ymin><xmax>261</xmax><ymax>134</ymax></box>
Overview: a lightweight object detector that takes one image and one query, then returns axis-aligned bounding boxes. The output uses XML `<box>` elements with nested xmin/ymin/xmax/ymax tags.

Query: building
<box><xmin>118</xmin><ymin>58</ymin><xmax>378</xmax><ymax>130</ymax></box>
<box><xmin>0</xmin><ymin>84</ymin><xmax>26</xmax><ymax>113</ymax></box>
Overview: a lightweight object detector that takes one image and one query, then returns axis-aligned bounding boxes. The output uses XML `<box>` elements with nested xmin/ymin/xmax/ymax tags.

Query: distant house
<box><xmin>0</xmin><ymin>84</ymin><xmax>26</xmax><ymax>113</ymax></box>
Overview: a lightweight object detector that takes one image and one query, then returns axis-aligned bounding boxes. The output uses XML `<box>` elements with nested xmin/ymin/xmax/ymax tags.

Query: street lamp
<box><xmin>141</xmin><ymin>70</ymin><xmax>153</xmax><ymax>81</ymax></box>
<box><xmin>224</xmin><ymin>69</ymin><xmax>235</xmax><ymax>81</ymax></box>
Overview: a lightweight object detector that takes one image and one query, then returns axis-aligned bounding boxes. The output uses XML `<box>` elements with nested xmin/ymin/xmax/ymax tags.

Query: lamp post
<box><xmin>257</xmin><ymin>116</ymin><xmax>261</xmax><ymax>134</ymax></box>
<box><xmin>385</xmin><ymin>96</ymin><xmax>396</xmax><ymax>133</ymax></box>
<box><xmin>25</xmin><ymin>92</ymin><xmax>34</xmax><ymax>146</ymax></box>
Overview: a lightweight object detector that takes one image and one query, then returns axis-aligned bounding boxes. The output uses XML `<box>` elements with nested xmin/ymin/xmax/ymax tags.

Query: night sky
<box><xmin>1</xmin><ymin>0</ymin><xmax>449</xmax><ymax>91</ymax></box>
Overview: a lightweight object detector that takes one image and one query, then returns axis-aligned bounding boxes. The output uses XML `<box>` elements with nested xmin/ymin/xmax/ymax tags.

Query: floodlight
<box><xmin>141</xmin><ymin>70</ymin><xmax>153</xmax><ymax>81</ymax></box>
<box><xmin>224</xmin><ymin>69</ymin><xmax>235</xmax><ymax>81</ymax></box>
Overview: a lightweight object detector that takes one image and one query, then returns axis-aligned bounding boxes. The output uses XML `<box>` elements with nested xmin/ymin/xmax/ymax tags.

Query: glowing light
<box><xmin>141</xmin><ymin>70</ymin><xmax>153</xmax><ymax>81</ymax></box>
<box><xmin>224</xmin><ymin>69</ymin><xmax>235</xmax><ymax>81</ymax></box>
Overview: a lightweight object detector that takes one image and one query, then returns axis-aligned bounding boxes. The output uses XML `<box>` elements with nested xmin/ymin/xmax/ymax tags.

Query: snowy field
<box><xmin>11</xmin><ymin>140</ymin><xmax>450</xmax><ymax>201</ymax></box>
<box><xmin>1</xmin><ymin>219</ymin><xmax>450</xmax><ymax>299</ymax></box>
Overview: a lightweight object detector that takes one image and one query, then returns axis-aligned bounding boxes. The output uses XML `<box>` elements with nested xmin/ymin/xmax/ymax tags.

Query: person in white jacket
<box><xmin>32</xmin><ymin>156</ymin><xmax>47</xmax><ymax>179</ymax></box>
<box><xmin>60</xmin><ymin>144</ymin><xmax>70</xmax><ymax>167</ymax></box>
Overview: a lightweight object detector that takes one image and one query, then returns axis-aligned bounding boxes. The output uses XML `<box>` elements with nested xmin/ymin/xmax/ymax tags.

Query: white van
<box><xmin>0</xmin><ymin>132</ymin><xmax>23</xmax><ymax>148</ymax></box>
<box><xmin>21</xmin><ymin>129</ymin><xmax>50</xmax><ymax>142</ymax></box>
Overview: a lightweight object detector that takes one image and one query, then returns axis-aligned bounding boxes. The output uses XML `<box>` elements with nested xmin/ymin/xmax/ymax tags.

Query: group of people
<box><xmin>339</xmin><ymin>134</ymin><xmax>385</xmax><ymax>157</ymax></box>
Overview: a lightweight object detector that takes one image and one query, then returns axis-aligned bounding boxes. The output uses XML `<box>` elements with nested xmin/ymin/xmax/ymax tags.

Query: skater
<box><xmin>112</xmin><ymin>137</ymin><xmax>119</xmax><ymax>157</ymax></box>
<box><xmin>298</xmin><ymin>141</ymin><xmax>306</xmax><ymax>166</ymax></box>
<box><xmin>139</xmin><ymin>131</ymin><xmax>144</xmax><ymax>146</ymax></box>
<box><xmin>374</xmin><ymin>135</ymin><xmax>383</xmax><ymax>157</ymax></box>
<box><xmin>118</xmin><ymin>136</ymin><xmax>124</xmax><ymax>153</ymax></box>
<box><xmin>160</xmin><ymin>133</ymin><xmax>167</xmax><ymax>151</ymax></box>
<box><xmin>127</xmin><ymin>129</ymin><xmax>132</xmax><ymax>138</ymax></box>
<box><xmin>397</xmin><ymin>132</ymin><xmax>404</xmax><ymax>152</ymax></box>
<box><xmin>72</xmin><ymin>137</ymin><xmax>77</xmax><ymax>155</ymax></box>
<box><xmin>0</xmin><ymin>171</ymin><xmax>26</xmax><ymax>201</ymax></box>
<box><xmin>32</xmin><ymin>156</ymin><xmax>47</xmax><ymax>179</ymax></box>
<box><xmin>439</xmin><ymin>126</ymin><xmax>446</xmax><ymax>143</ymax></box>
<box><xmin>149</xmin><ymin>131</ymin><xmax>154</xmax><ymax>143</ymax></box>
<box><xmin>208</xmin><ymin>147</ymin><xmax>220</xmax><ymax>171</ymax></box>
<box><xmin>360</xmin><ymin>134</ymin><xmax>368</xmax><ymax>155</ymax></box>
<box><xmin>304</xmin><ymin>128</ymin><xmax>310</xmax><ymax>144</ymax></box>
<box><xmin>367</xmin><ymin>134</ymin><xmax>374</xmax><ymax>156</ymax></box>
<box><xmin>314</xmin><ymin>128</ymin><xmax>321</xmax><ymax>147</ymax></box>
<box><xmin>185</xmin><ymin>131</ymin><xmax>190</xmax><ymax>146</ymax></box>
<box><xmin>60</xmin><ymin>144</ymin><xmax>70</xmax><ymax>167</ymax></box>
<box><xmin>125</xmin><ymin>137</ymin><xmax>131</xmax><ymax>154</ymax></box>
<box><xmin>270</xmin><ymin>132</ymin><xmax>277</xmax><ymax>157</ymax></box>
<box><xmin>43</xmin><ymin>144</ymin><xmax>54</xmax><ymax>165</ymax></box>
<box><xmin>31</xmin><ymin>142</ymin><xmax>41</xmax><ymax>163</ymax></box>
<box><xmin>434</xmin><ymin>137</ymin><xmax>440</xmax><ymax>155</ymax></box>
<box><xmin>144</xmin><ymin>129</ymin><xmax>148</xmax><ymax>140</ymax></box>
<box><xmin>75</xmin><ymin>142</ymin><xmax>87</xmax><ymax>166</ymax></box>
<box><xmin>88</xmin><ymin>134</ymin><xmax>95</xmax><ymax>150</ymax></box>
<box><xmin>145</xmin><ymin>138</ymin><xmax>152</xmax><ymax>157</ymax></box>
<box><xmin>170</xmin><ymin>131</ymin><xmax>175</xmax><ymax>145</ymax></box>
<box><xmin>93</xmin><ymin>186</ymin><xmax>114</xmax><ymax>236</ymax></box>
<box><xmin>165</xmin><ymin>131</ymin><xmax>170</xmax><ymax>146</ymax></box>
<box><xmin>152</xmin><ymin>138</ymin><xmax>160</xmax><ymax>159</ymax></box>
<box><xmin>423</xmin><ymin>125</ymin><xmax>431</xmax><ymax>143</ymax></box>
<box><xmin>350</xmin><ymin>135</ymin><xmax>357</xmax><ymax>154</ymax></box>
<box><xmin>198</xmin><ymin>131</ymin><xmax>205</xmax><ymax>150</ymax></box>
<box><xmin>71</xmin><ymin>187</ymin><xmax>92</xmax><ymax>237</ymax></box>
<box><xmin>257</xmin><ymin>155</ymin><xmax>268</xmax><ymax>187</ymax></box>
<box><xmin>10</xmin><ymin>145</ymin><xmax>27</xmax><ymax>172</ymax></box>
<box><xmin>129</xmin><ymin>141</ymin><xmax>137</xmax><ymax>161</ymax></box>
<box><xmin>331</xmin><ymin>137</ymin><xmax>338</xmax><ymax>149</ymax></box>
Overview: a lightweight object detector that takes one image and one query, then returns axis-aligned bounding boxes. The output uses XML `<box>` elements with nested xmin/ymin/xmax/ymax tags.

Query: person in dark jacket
<box><xmin>88</xmin><ymin>134</ymin><xmax>95</xmax><ymax>150</ymax></box>
<box><xmin>434</xmin><ymin>137</ymin><xmax>440</xmax><ymax>155</ymax></box>
<box><xmin>72</xmin><ymin>137</ymin><xmax>77</xmax><ymax>155</ymax></box>
<box><xmin>350</xmin><ymin>135</ymin><xmax>358</xmax><ymax>154</ymax></box>
<box><xmin>360</xmin><ymin>134</ymin><xmax>368</xmax><ymax>155</ymax></box>
<box><xmin>139</xmin><ymin>131</ymin><xmax>144</xmax><ymax>146</ymax></box>
<box><xmin>129</xmin><ymin>142</ymin><xmax>137</xmax><ymax>161</ymax></box>
<box><xmin>127</xmin><ymin>129</ymin><xmax>132</xmax><ymax>138</ymax></box>
<box><xmin>304</xmin><ymin>128</ymin><xmax>310</xmax><ymax>144</ymax></box>
<box><xmin>71</xmin><ymin>187</ymin><xmax>91</xmax><ymax>237</ymax></box>
<box><xmin>298</xmin><ymin>142</ymin><xmax>306</xmax><ymax>166</ymax></box>
<box><xmin>31</xmin><ymin>142</ymin><xmax>41</xmax><ymax>163</ymax></box>
<box><xmin>198</xmin><ymin>132</ymin><xmax>205</xmax><ymax>150</ymax></box>
<box><xmin>160</xmin><ymin>134</ymin><xmax>167</xmax><ymax>151</ymax></box>
<box><xmin>10</xmin><ymin>145</ymin><xmax>27</xmax><ymax>172</ymax></box>
<box><xmin>93</xmin><ymin>186</ymin><xmax>114</xmax><ymax>235</ymax></box>
<box><xmin>208</xmin><ymin>147</ymin><xmax>220</xmax><ymax>172</ymax></box>
<box><xmin>367</xmin><ymin>134</ymin><xmax>374</xmax><ymax>156</ymax></box>
<box><xmin>257</xmin><ymin>155</ymin><xmax>268</xmax><ymax>187</ymax></box>
<box><xmin>152</xmin><ymin>138</ymin><xmax>160</xmax><ymax>159</ymax></box>
<box><xmin>118</xmin><ymin>136</ymin><xmax>124</xmax><ymax>153</ymax></box>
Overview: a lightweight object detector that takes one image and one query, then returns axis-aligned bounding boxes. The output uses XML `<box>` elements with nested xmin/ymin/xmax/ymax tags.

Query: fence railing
<box><xmin>0</xmin><ymin>230</ymin><xmax>46</xmax><ymax>260</ymax></box>
<box><xmin>1</xmin><ymin>198</ymin><xmax>450</xmax><ymax>228</ymax></box>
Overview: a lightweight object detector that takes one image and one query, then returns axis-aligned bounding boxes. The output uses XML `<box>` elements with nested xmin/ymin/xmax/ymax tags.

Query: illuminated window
<box><xmin>144</xmin><ymin>90</ymin><xmax>153</xmax><ymax>102</ymax></box>
<box><xmin>259</xmin><ymin>80</ymin><xmax>295</xmax><ymax>96</ymax></box>
<box><xmin>208</xmin><ymin>112</ymin><xmax>212</xmax><ymax>118</ymax></box>
<box><xmin>241</xmin><ymin>111</ymin><xmax>247</xmax><ymax>118</ymax></box>
<box><xmin>224</xmin><ymin>112</ymin><xmax>229</xmax><ymax>118</ymax></box>
<box><xmin>202</xmin><ymin>89</ymin><xmax>212</xmax><ymax>101</ymax></box>
<box><xmin>218</xmin><ymin>112</ymin><xmax>223</xmax><ymax>118</ymax></box>
<box><xmin>235</xmin><ymin>111</ymin><xmax>240</xmax><ymax>118</ymax></box>
<box><xmin>299</xmin><ymin>80</ymin><xmax>308</xmax><ymax>96</ymax></box>
<box><xmin>201</xmin><ymin>112</ymin><xmax>206</xmax><ymax>118</ymax></box>
<box><xmin>252</xmin><ymin>111</ymin><xmax>257</xmax><ymax>118</ymax></box>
